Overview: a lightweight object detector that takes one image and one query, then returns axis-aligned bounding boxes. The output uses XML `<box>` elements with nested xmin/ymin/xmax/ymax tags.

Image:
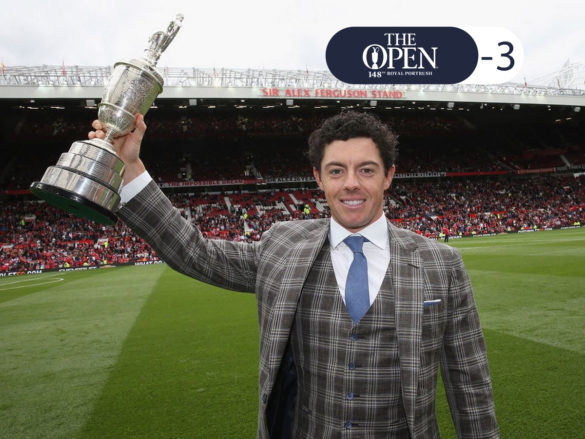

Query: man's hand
<box><xmin>88</xmin><ymin>114</ymin><xmax>147</xmax><ymax>184</ymax></box>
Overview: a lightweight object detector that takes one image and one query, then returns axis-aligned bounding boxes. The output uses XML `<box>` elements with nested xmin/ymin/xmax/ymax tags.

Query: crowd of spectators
<box><xmin>1</xmin><ymin>202</ymin><xmax>158</xmax><ymax>273</ymax></box>
<box><xmin>2</xmin><ymin>175</ymin><xmax>583</xmax><ymax>274</ymax></box>
<box><xmin>388</xmin><ymin>176</ymin><xmax>584</xmax><ymax>238</ymax></box>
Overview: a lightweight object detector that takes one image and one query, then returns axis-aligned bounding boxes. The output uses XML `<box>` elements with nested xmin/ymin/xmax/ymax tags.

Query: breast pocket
<box><xmin>421</xmin><ymin>296</ymin><xmax>446</xmax><ymax>352</ymax></box>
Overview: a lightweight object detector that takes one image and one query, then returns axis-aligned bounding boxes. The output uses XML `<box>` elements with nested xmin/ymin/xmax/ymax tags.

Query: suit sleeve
<box><xmin>117</xmin><ymin>180</ymin><xmax>260</xmax><ymax>293</ymax></box>
<box><xmin>440</xmin><ymin>248</ymin><xmax>499</xmax><ymax>438</ymax></box>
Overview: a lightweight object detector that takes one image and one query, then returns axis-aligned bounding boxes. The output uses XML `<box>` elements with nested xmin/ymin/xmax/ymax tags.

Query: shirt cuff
<box><xmin>119</xmin><ymin>170</ymin><xmax>153</xmax><ymax>204</ymax></box>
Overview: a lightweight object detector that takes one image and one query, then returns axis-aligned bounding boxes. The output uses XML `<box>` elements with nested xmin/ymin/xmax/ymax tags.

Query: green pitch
<box><xmin>1</xmin><ymin>228</ymin><xmax>584</xmax><ymax>438</ymax></box>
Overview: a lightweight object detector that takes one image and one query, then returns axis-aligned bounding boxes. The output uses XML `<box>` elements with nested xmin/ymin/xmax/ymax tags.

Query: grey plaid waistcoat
<box><xmin>291</xmin><ymin>242</ymin><xmax>410</xmax><ymax>438</ymax></box>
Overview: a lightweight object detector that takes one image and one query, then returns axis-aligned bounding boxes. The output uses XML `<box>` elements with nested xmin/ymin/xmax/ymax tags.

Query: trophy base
<box><xmin>30</xmin><ymin>138</ymin><xmax>125</xmax><ymax>226</ymax></box>
<box><xmin>30</xmin><ymin>181</ymin><xmax>118</xmax><ymax>226</ymax></box>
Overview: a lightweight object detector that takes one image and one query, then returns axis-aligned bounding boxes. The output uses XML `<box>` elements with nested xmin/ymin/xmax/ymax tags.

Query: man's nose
<box><xmin>344</xmin><ymin>170</ymin><xmax>360</xmax><ymax>189</ymax></box>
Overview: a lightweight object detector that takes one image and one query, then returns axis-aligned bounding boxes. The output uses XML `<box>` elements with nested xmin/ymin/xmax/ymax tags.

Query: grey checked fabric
<box><xmin>118</xmin><ymin>181</ymin><xmax>499</xmax><ymax>439</ymax></box>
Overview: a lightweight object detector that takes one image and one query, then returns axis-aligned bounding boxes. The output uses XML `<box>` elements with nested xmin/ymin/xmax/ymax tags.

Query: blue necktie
<box><xmin>344</xmin><ymin>236</ymin><xmax>370</xmax><ymax>324</ymax></box>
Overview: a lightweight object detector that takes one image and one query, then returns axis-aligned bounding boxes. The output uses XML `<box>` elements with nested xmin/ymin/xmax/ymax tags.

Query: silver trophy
<box><xmin>30</xmin><ymin>14</ymin><xmax>184</xmax><ymax>225</ymax></box>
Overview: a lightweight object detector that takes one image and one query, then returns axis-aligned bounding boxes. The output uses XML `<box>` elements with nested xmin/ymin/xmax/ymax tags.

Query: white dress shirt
<box><xmin>329</xmin><ymin>215</ymin><xmax>391</xmax><ymax>306</ymax></box>
<box><xmin>119</xmin><ymin>170</ymin><xmax>152</xmax><ymax>205</ymax></box>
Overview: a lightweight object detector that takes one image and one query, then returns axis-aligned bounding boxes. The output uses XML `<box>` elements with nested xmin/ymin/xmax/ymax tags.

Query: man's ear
<box><xmin>384</xmin><ymin>165</ymin><xmax>396</xmax><ymax>190</ymax></box>
<box><xmin>313</xmin><ymin>167</ymin><xmax>324</xmax><ymax>190</ymax></box>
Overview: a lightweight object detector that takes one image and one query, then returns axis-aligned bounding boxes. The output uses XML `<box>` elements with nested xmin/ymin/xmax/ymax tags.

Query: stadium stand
<box><xmin>1</xmin><ymin>104</ymin><xmax>584</xmax><ymax>273</ymax></box>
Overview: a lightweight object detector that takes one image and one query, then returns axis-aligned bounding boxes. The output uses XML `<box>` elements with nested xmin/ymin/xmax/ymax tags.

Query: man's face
<box><xmin>313</xmin><ymin>137</ymin><xmax>395</xmax><ymax>233</ymax></box>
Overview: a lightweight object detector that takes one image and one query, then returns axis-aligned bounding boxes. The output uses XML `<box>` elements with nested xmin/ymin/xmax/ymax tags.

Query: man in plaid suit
<box><xmin>90</xmin><ymin>111</ymin><xmax>498</xmax><ymax>438</ymax></box>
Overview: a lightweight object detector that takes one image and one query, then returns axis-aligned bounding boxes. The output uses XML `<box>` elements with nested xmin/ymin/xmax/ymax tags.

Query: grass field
<box><xmin>1</xmin><ymin>228</ymin><xmax>584</xmax><ymax>438</ymax></box>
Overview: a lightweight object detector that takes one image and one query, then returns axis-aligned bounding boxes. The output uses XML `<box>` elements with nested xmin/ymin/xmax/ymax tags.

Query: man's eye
<box><xmin>330</xmin><ymin>169</ymin><xmax>342</xmax><ymax>175</ymax></box>
<box><xmin>361</xmin><ymin>168</ymin><xmax>374</xmax><ymax>174</ymax></box>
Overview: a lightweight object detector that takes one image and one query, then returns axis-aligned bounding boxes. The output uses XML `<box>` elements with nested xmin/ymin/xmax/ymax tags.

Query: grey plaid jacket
<box><xmin>118</xmin><ymin>181</ymin><xmax>499</xmax><ymax>439</ymax></box>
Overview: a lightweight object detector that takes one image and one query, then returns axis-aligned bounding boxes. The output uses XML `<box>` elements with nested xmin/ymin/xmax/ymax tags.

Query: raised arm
<box><xmin>89</xmin><ymin>115</ymin><xmax>260</xmax><ymax>293</ymax></box>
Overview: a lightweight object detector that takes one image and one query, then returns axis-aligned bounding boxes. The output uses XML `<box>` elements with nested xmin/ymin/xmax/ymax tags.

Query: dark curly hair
<box><xmin>308</xmin><ymin>111</ymin><xmax>398</xmax><ymax>173</ymax></box>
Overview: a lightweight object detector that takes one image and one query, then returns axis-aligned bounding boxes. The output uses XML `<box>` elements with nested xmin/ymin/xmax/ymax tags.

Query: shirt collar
<box><xmin>330</xmin><ymin>214</ymin><xmax>389</xmax><ymax>250</ymax></box>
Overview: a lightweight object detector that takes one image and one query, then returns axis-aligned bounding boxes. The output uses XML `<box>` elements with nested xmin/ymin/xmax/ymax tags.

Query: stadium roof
<box><xmin>1</xmin><ymin>66</ymin><xmax>584</xmax><ymax>108</ymax></box>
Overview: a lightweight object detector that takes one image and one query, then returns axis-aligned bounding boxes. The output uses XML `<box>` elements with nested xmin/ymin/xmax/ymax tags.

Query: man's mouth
<box><xmin>342</xmin><ymin>199</ymin><xmax>365</xmax><ymax>206</ymax></box>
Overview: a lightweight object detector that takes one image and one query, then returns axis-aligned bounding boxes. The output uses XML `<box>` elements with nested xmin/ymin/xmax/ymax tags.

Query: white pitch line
<box><xmin>0</xmin><ymin>274</ymin><xmax>62</xmax><ymax>285</ymax></box>
<box><xmin>0</xmin><ymin>277</ymin><xmax>65</xmax><ymax>291</ymax></box>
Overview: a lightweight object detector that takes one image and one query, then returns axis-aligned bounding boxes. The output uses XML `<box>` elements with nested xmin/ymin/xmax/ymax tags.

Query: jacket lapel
<box><xmin>263</xmin><ymin>221</ymin><xmax>330</xmax><ymax>380</ymax></box>
<box><xmin>273</xmin><ymin>220</ymin><xmax>330</xmax><ymax>311</ymax></box>
<box><xmin>387</xmin><ymin>222</ymin><xmax>423</xmax><ymax>435</ymax></box>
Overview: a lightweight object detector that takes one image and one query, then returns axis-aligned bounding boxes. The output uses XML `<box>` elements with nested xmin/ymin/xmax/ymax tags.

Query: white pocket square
<box><xmin>423</xmin><ymin>299</ymin><xmax>442</xmax><ymax>307</ymax></box>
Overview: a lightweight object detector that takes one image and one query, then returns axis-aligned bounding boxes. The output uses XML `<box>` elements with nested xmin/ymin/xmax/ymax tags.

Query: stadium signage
<box><xmin>160</xmin><ymin>179</ymin><xmax>257</xmax><ymax>188</ymax></box>
<box><xmin>59</xmin><ymin>266</ymin><xmax>99</xmax><ymax>272</ymax></box>
<box><xmin>326</xmin><ymin>27</ymin><xmax>478</xmax><ymax>84</ymax></box>
<box><xmin>394</xmin><ymin>172</ymin><xmax>447</xmax><ymax>179</ymax></box>
<box><xmin>0</xmin><ymin>270</ymin><xmax>44</xmax><ymax>276</ymax></box>
<box><xmin>0</xmin><ymin>262</ymin><xmax>164</xmax><ymax>276</ymax></box>
<box><xmin>261</xmin><ymin>87</ymin><xmax>404</xmax><ymax>99</ymax></box>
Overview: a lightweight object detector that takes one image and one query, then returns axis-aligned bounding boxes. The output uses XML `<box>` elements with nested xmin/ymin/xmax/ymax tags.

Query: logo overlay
<box><xmin>326</xmin><ymin>27</ymin><xmax>523</xmax><ymax>85</ymax></box>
